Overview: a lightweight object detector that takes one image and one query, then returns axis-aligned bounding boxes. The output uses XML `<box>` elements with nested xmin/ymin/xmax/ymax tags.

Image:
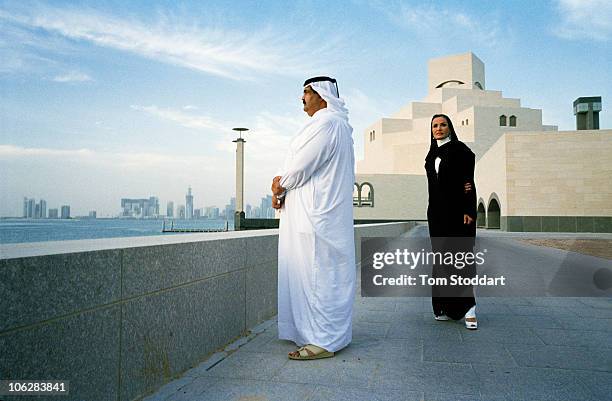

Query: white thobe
<box><xmin>277</xmin><ymin>107</ymin><xmax>356</xmax><ymax>352</ymax></box>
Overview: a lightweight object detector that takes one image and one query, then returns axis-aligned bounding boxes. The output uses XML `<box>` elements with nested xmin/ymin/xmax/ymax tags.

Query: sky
<box><xmin>1</xmin><ymin>0</ymin><xmax>611</xmax><ymax>217</ymax></box>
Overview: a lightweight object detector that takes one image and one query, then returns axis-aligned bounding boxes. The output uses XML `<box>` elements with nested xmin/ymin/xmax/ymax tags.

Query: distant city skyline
<box><xmin>13</xmin><ymin>187</ymin><xmax>275</xmax><ymax>219</ymax></box>
<box><xmin>1</xmin><ymin>1</ymin><xmax>610</xmax><ymax>217</ymax></box>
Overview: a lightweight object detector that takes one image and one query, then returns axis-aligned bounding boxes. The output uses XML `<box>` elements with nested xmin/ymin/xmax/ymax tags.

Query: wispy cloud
<box><xmin>130</xmin><ymin>105</ymin><xmax>228</xmax><ymax>132</ymax></box>
<box><xmin>0</xmin><ymin>4</ymin><xmax>340</xmax><ymax>80</ymax></box>
<box><xmin>129</xmin><ymin>104</ymin><xmax>301</xmax><ymax>182</ymax></box>
<box><xmin>552</xmin><ymin>0</ymin><xmax>612</xmax><ymax>41</ymax></box>
<box><xmin>53</xmin><ymin>71</ymin><xmax>92</xmax><ymax>82</ymax></box>
<box><xmin>370</xmin><ymin>1</ymin><xmax>503</xmax><ymax>47</ymax></box>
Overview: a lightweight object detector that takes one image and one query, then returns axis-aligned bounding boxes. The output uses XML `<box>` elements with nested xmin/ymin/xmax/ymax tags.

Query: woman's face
<box><xmin>431</xmin><ymin>116</ymin><xmax>450</xmax><ymax>140</ymax></box>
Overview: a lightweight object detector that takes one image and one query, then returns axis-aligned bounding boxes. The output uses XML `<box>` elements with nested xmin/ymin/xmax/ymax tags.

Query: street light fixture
<box><xmin>232</xmin><ymin>127</ymin><xmax>249</xmax><ymax>230</ymax></box>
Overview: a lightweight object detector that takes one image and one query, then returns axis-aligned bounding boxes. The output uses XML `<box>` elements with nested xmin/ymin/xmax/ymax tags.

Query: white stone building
<box><xmin>354</xmin><ymin>52</ymin><xmax>612</xmax><ymax>232</ymax></box>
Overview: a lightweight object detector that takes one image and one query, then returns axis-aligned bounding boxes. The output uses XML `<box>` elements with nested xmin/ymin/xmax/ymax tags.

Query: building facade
<box><xmin>186</xmin><ymin>187</ymin><xmax>194</xmax><ymax>220</ymax></box>
<box><xmin>61</xmin><ymin>205</ymin><xmax>70</xmax><ymax>219</ymax></box>
<box><xmin>120</xmin><ymin>197</ymin><xmax>159</xmax><ymax>218</ymax></box>
<box><xmin>355</xmin><ymin>52</ymin><xmax>612</xmax><ymax>232</ymax></box>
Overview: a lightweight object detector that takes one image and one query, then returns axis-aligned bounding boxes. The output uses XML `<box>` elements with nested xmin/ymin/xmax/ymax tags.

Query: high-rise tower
<box><xmin>186</xmin><ymin>186</ymin><xmax>194</xmax><ymax>220</ymax></box>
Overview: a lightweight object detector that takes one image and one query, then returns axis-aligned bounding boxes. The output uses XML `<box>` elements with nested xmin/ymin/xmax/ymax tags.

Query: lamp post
<box><xmin>232</xmin><ymin>127</ymin><xmax>248</xmax><ymax>230</ymax></box>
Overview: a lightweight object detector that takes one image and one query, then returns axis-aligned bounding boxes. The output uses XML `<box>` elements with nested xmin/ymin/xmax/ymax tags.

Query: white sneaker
<box><xmin>434</xmin><ymin>314</ymin><xmax>450</xmax><ymax>321</ymax></box>
<box><xmin>464</xmin><ymin>306</ymin><xmax>477</xmax><ymax>330</ymax></box>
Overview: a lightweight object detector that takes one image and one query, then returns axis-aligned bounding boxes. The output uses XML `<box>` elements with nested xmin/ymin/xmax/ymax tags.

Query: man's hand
<box><xmin>464</xmin><ymin>214</ymin><xmax>474</xmax><ymax>225</ymax></box>
<box><xmin>271</xmin><ymin>176</ymin><xmax>286</xmax><ymax>196</ymax></box>
<box><xmin>272</xmin><ymin>194</ymin><xmax>284</xmax><ymax>209</ymax></box>
<box><xmin>464</xmin><ymin>182</ymin><xmax>473</xmax><ymax>193</ymax></box>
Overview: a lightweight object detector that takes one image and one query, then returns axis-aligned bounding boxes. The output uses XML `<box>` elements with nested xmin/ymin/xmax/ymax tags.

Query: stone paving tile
<box><xmin>141</xmin><ymin>376</ymin><xmax>195</xmax><ymax>401</ymax></box>
<box><xmin>424</xmin><ymin>393</ymin><xmax>482</xmax><ymax>401</ymax></box>
<box><xmin>578</xmin><ymin>297</ymin><xmax>612</xmax><ymax>309</ymax></box>
<box><xmin>270</xmin><ymin>356</ymin><xmax>380</xmax><ymax>389</ymax></box>
<box><xmin>478</xmin><ymin>313</ymin><xmax>563</xmax><ymax>329</ymax></box>
<box><xmin>353</xmin><ymin>321</ymin><xmax>391</xmax><ymax>338</ymax></box>
<box><xmin>372</xmin><ymin>360</ymin><xmax>480</xmax><ymax>396</ymax></box>
<box><xmin>459</xmin><ymin>327</ymin><xmax>544</xmax><ymax>345</ymax></box>
<box><xmin>476</xmin><ymin>297</ymin><xmax>533</xmax><ymax>306</ymax></box>
<box><xmin>354</xmin><ymin>309</ymin><xmax>404</xmax><ymax>323</ymax></box>
<box><xmin>394</xmin><ymin>297</ymin><xmax>427</xmax><ymax>304</ymax></box>
<box><xmin>507</xmin><ymin>305</ymin><xmax>580</xmax><ymax>319</ymax></box>
<box><xmin>472</xmin><ymin>364</ymin><xmax>596</xmax><ymax>401</ymax></box>
<box><xmin>239</xmin><ymin>335</ymin><xmax>297</xmax><ymax>356</ymax></box>
<box><xmin>533</xmin><ymin>327</ymin><xmax>612</xmax><ymax>348</ymax></box>
<box><xmin>554</xmin><ymin>316</ymin><xmax>612</xmax><ymax>331</ymax></box>
<box><xmin>307</xmin><ymin>384</ymin><xmax>422</xmax><ymax>401</ymax></box>
<box><xmin>168</xmin><ymin>377</ymin><xmax>312</xmax><ymax>401</ymax></box>
<box><xmin>258</xmin><ymin>326</ymin><xmax>279</xmax><ymax>338</ymax></box>
<box><xmin>339</xmin><ymin>337</ymin><xmax>422</xmax><ymax>362</ymax></box>
<box><xmin>250</xmin><ymin>318</ymin><xmax>277</xmax><ymax>335</ymax></box>
<box><xmin>466</xmin><ymin>303</ymin><xmax>513</xmax><ymax>315</ymax></box>
<box><xmin>525</xmin><ymin>297</ymin><xmax>587</xmax><ymax>307</ymax></box>
<box><xmin>354</xmin><ymin>298</ymin><xmax>398</xmax><ymax>311</ymax></box>
<box><xmin>146</xmin><ymin>293</ymin><xmax>610</xmax><ymax>401</ymax></box>
<box><xmin>572</xmin><ymin>370</ymin><xmax>612</xmax><ymax>401</ymax></box>
<box><xmin>394</xmin><ymin>301</ymin><xmax>430</xmax><ymax>313</ymax></box>
<box><xmin>505</xmin><ymin>344</ymin><xmax>612</xmax><ymax>372</ymax></box>
<box><xmin>387</xmin><ymin>321</ymin><xmax>463</xmax><ymax>342</ymax></box>
<box><xmin>423</xmin><ymin>341</ymin><xmax>516</xmax><ymax>367</ymax></box>
<box><xmin>565</xmin><ymin>305</ymin><xmax>612</xmax><ymax>319</ymax></box>
<box><xmin>163</xmin><ymin>377</ymin><xmax>208</xmax><ymax>401</ymax></box>
<box><xmin>183</xmin><ymin>351</ymin><xmax>228</xmax><ymax>377</ymax></box>
<box><xmin>200</xmin><ymin>351</ymin><xmax>289</xmax><ymax>380</ymax></box>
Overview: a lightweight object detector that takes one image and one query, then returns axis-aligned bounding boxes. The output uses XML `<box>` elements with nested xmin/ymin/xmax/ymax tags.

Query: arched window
<box><xmin>435</xmin><ymin>80</ymin><xmax>465</xmax><ymax>88</ymax></box>
<box><xmin>487</xmin><ymin>198</ymin><xmax>501</xmax><ymax>229</ymax></box>
<box><xmin>499</xmin><ymin>115</ymin><xmax>507</xmax><ymax>126</ymax></box>
<box><xmin>474</xmin><ymin>82</ymin><xmax>483</xmax><ymax>90</ymax></box>
<box><xmin>477</xmin><ymin>202</ymin><xmax>486</xmax><ymax>228</ymax></box>
<box><xmin>509</xmin><ymin>115</ymin><xmax>517</xmax><ymax>127</ymax></box>
<box><xmin>360</xmin><ymin>183</ymin><xmax>374</xmax><ymax>207</ymax></box>
<box><xmin>466</xmin><ymin>118</ymin><xmax>469</xmax><ymax>125</ymax></box>
<box><xmin>353</xmin><ymin>182</ymin><xmax>374</xmax><ymax>207</ymax></box>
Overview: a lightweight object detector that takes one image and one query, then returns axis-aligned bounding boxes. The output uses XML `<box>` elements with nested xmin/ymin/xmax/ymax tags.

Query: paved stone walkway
<box><xmin>144</xmin><ymin>229</ymin><xmax>612</xmax><ymax>401</ymax></box>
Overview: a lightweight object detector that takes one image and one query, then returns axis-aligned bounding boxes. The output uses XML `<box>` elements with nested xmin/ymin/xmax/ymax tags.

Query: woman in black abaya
<box><xmin>424</xmin><ymin>114</ymin><xmax>478</xmax><ymax>329</ymax></box>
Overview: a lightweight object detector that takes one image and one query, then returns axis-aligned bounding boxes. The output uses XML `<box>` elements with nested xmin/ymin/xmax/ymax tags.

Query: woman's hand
<box><xmin>464</xmin><ymin>214</ymin><xmax>474</xmax><ymax>225</ymax></box>
<box><xmin>464</xmin><ymin>182</ymin><xmax>472</xmax><ymax>193</ymax></box>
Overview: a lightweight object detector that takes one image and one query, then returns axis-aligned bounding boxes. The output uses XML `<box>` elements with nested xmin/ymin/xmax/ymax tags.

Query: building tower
<box><xmin>185</xmin><ymin>186</ymin><xmax>194</xmax><ymax>220</ymax></box>
<box><xmin>574</xmin><ymin>97</ymin><xmax>602</xmax><ymax>130</ymax></box>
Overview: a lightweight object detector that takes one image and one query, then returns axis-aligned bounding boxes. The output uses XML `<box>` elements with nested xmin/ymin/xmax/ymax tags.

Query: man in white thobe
<box><xmin>271</xmin><ymin>76</ymin><xmax>355</xmax><ymax>360</ymax></box>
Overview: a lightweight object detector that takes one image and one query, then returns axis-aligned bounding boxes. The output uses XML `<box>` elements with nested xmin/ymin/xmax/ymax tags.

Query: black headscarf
<box><xmin>425</xmin><ymin>114</ymin><xmax>459</xmax><ymax>164</ymax></box>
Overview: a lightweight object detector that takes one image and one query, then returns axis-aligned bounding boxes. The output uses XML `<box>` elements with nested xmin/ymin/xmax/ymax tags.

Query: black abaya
<box><xmin>425</xmin><ymin>130</ymin><xmax>477</xmax><ymax>321</ymax></box>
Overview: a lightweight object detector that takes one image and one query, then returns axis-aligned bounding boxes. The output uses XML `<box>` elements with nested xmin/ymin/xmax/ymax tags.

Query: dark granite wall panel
<box><xmin>122</xmin><ymin>238</ymin><xmax>247</xmax><ymax>297</ymax></box>
<box><xmin>0</xmin><ymin>306</ymin><xmax>120</xmax><ymax>401</ymax></box>
<box><xmin>246</xmin><ymin>260</ymin><xmax>278</xmax><ymax>328</ymax></box>
<box><xmin>0</xmin><ymin>250</ymin><xmax>121</xmax><ymax>332</ymax></box>
<box><xmin>120</xmin><ymin>270</ymin><xmax>245</xmax><ymax>401</ymax></box>
<box><xmin>246</xmin><ymin>235</ymin><xmax>278</xmax><ymax>265</ymax></box>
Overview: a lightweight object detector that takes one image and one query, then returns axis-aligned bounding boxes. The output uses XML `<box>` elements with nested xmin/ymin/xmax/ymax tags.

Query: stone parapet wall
<box><xmin>0</xmin><ymin>222</ymin><xmax>412</xmax><ymax>401</ymax></box>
